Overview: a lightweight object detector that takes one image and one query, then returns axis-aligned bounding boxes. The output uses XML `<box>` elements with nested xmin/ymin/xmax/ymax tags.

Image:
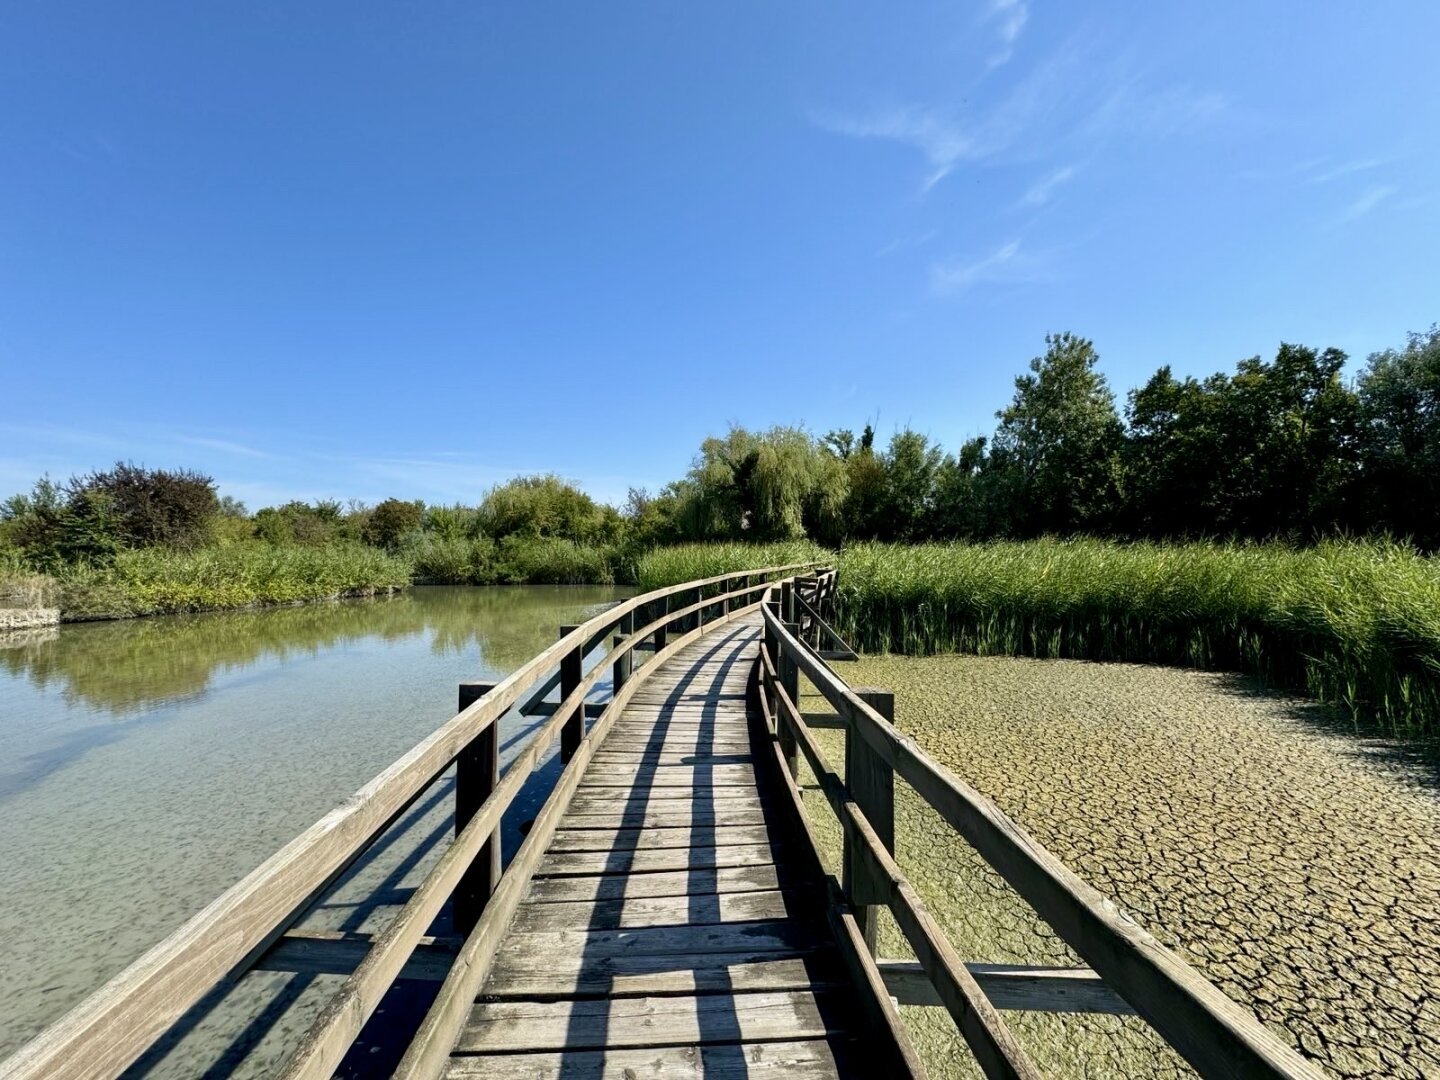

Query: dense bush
<box><xmin>73</xmin><ymin>462</ymin><xmax>219</xmax><ymax>550</ymax></box>
<box><xmin>480</xmin><ymin>475</ymin><xmax>624</xmax><ymax>545</ymax></box>
<box><xmin>362</xmin><ymin>498</ymin><xmax>424</xmax><ymax>550</ymax></box>
<box><xmin>254</xmin><ymin>500</ymin><xmax>354</xmax><ymax>546</ymax></box>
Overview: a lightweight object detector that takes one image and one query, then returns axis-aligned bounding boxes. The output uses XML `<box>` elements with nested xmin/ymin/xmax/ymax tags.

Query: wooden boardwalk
<box><xmin>4</xmin><ymin>565</ymin><xmax>1327</xmax><ymax>1080</ymax></box>
<box><xmin>451</xmin><ymin>619</ymin><xmax>864</xmax><ymax>1077</ymax></box>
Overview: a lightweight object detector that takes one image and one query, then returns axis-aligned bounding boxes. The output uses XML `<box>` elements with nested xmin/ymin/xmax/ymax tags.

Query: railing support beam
<box><xmin>559</xmin><ymin>625</ymin><xmax>583</xmax><ymax>762</ymax></box>
<box><xmin>846</xmin><ymin>687</ymin><xmax>896</xmax><ymax>956</ymax></box>
<box><xmin>778</xmin><ymin>622</ymin><xmax>801</xmax><ymax>779</ymax></box>
<box><xmin>455</xmin><ymin>682</ymin><xmax>501</xmax><ymax>937</ymax></box>
<box><xmin>612</xmin><ymin>610</ymin><xmax>634</xmax><ymax>693</ymax></box>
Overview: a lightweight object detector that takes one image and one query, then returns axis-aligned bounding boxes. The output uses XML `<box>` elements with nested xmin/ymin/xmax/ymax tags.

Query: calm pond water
<box><xmin>0</xmin><ymin>585</ymin><xmax>629</xmax><ymax>1073</ymax></box>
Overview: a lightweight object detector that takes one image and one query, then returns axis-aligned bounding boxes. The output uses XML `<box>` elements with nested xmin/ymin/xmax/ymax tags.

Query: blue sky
<box><xmin>3</xmin><ymin>2</ymin><xmax>1437</xmax><ymax>509</ymax></box>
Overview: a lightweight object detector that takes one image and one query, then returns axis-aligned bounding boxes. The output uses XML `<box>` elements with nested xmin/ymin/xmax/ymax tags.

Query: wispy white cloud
<box><xmin>986</xmin><ymin>0</ymin><xmax>1029</xmax><ymax>67</ymax></box>
<box><xmin>1020</xmin><ymin>164</ymin><xmax>1078</xmax><ymax>206</ymax></box>
<box><xmin>930</xmin><ymin>239</ymin><xmax>1046</xmax><ymax>293</ymax></box>
<box><xmin>1333</xmin><ymin>184</ymin><xmax>1397</xmax><ymax>226</ymax></box>
<box><xmin>812</xmin><ymin>105</ymin><xmax>976</xmax><ymax>192</ymax></box>
<box><xmin>174</xmin><ymin>435</ymin><xmax>271</xmax><ymax>458</ymax></box>
<box><xmin>876</xmin><ymin>229</ymin><xmax>939</xmax><ymax>257</ymax></box>
<box><xmin>1304</xmin><ymin>158</ymin><xmax>1384</xmax><ymax>185</ymax></box>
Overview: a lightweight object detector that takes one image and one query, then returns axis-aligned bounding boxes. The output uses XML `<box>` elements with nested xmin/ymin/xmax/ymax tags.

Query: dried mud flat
<box><xmin>801</xmin><ymin>655</ymin><xmax>1440</xmax><ymax>1079</ymax></box>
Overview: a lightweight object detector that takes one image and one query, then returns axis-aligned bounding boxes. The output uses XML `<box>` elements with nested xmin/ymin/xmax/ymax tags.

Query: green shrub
<box><xmin>496</xmin><ymin>537</ymin><xmax>616</xmax><ymax>585</ymax></box>
<box><xmin>480</xmin><ymin>475</ymin><xmax>624</xmax><ymax>545</ymax></box>
<box><xmin>362</xmin><ymin>498</ymin><xmax>424</xmax><ymax>550</ymax></box>
<box><xmin>833</xmin><ymin>539</ymin><xmax>1440</xmax><ymax>740</ymax></box>
<box><xmin>407</xmin><ymin>535</ymin><xmax>500</xmax><ymax>584</ymax></box>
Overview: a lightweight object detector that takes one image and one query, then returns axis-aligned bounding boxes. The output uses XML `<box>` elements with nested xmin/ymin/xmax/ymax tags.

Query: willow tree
<box><xmin>682</xmin><ymin>426</ymin><xmax>847</xmax><ymax>541</ymax></box>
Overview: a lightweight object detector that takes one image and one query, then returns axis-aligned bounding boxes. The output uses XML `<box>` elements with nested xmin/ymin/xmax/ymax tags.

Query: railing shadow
<box><xmin>553</xmin><ymin>624</ymin><xmax>753</xmax><ymax>1078</ymax></box>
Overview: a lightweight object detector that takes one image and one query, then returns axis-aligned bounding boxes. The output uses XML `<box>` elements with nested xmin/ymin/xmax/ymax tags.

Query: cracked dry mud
<box><xmin>797</xmin><ymin>655</ymin><xmax>1440</xmax><ymax>1079</ymax></box>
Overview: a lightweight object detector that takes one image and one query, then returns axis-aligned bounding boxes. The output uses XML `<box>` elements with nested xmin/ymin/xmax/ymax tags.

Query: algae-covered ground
<box><xmin>796</xmin><ymin>654</ymin><xmax>1440</xmax><ymax>1079</ymax></box>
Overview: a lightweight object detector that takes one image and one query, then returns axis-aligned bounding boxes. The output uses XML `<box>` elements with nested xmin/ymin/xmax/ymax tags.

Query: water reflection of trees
<box><xmin>0</xmin><ymin>586</ymin><xmax>626</xmax><ymax>715</ymax></box>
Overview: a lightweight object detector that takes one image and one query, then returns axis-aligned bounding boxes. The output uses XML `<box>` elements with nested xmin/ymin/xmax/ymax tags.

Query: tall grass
<box><xmin>407</xmin><ymin>535</ymin><xmax>619</xmax><ymax>585</ymax></box>
<box><xmin>57</xmin><ymin>543</ymin><xmax>412</xmax><ymax>619</ymax></box>
<box><xmin>834</xmin><ymin>539</ymin><xmax>1440</xmax><ymax>740</ymax></box>
<box><xmin>634</xmin><ymin>541</ymin><xmax>830</xmax><ymax>591</ymax></box>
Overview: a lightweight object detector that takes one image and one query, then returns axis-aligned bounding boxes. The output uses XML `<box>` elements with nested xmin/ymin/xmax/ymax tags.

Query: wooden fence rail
<box><xmin>0</xmin><ymin>562</ymin><xmax>822</xmax><ymax>1080</ymax></box>
<box><xmin>755</xmin><ymin>597</ymin><xmax>1326</xmax><ymax>1080</ymax></box>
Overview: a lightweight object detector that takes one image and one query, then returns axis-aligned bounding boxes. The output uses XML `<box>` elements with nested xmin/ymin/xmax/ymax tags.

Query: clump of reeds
<box><xmin>56</xmin><ymin>543</ymin><xmax>413</xmax><ymax>619</ymax></box>
<box><xmin>833</xmin><ymin>539</ymin><xmax>1440</xmax><ymax>741</ymax></box>
<box><xmin>634</xmin><ymin>541</ymin><xmax>829</xmax><ymax>591</ymax></box>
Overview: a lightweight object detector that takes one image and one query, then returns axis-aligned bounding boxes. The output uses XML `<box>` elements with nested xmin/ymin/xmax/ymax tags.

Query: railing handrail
<box><xmin>758</xmin><ymin>601</ymin><xmax>1325</xmax><ymax>1080</ymax></box>
<box><xmin>1</xmin><ymin>561</ymin><xmax>822</xmax><ymax>1080</ymax></box>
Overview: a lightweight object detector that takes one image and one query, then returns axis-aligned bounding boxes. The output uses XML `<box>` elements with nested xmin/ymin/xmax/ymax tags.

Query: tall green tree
<box><xmin>1357</xmin><ymin>325</ymin><xmax>1440</xmax><ymax>546</ymax></box>
<box><xmin>991</xmin><ymin>333</ymin><xmax>1124</xmax><ymax>535</ymax></box>
<box><xmin>882</xmin><ymin>429</ymin><xmax>943</xmax><ymax>541</ymax></box>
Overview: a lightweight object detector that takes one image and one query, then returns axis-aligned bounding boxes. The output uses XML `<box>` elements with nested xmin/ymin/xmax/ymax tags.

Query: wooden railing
<box><xmin>755</xmin><ymin>593</ymin><xmax>1326</xmax><ymax>1080</ymax></box>
<box><xmin>0</xmin><ymin>562</ymin><xmax>820</xmax><ymax>1080</ymax></box>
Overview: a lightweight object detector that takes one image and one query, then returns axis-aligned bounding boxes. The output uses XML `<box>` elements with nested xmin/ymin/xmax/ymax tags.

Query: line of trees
<box><xmin>629</xmin><ymin>325</ymin><xmax>1440</xmax><ymax>550</ymax></box>
<box><xmin>4</xmin><ymin>324</ymin><xmax>1438</xmax><ymax>578</ymax></box>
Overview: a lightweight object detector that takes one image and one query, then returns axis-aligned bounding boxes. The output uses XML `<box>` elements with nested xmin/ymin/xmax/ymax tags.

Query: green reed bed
<box><xmin>633</xmin><ymin>540</ymin><xmax>829</xmax><ymax>591</ymax></box>
<box><xmin>406</xmin><ymin>535</ymin><xmax>620</xmax><ymax>586</ymax></box>
<box><xmin>55</xmin><ymin>543</ymin><xmax>412</xmax><ymax>619</ymax></box>
<box><xmin>834</xmin><ymin>539</ymin><xmax>1440</xmax><ymax>741</ymax></box>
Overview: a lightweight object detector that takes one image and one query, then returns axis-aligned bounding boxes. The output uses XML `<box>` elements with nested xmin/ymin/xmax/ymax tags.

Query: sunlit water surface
<box><xmin>0</xmin><ymin>585</ymin><xmax>629</xmax><ymax>1073</ymax></box>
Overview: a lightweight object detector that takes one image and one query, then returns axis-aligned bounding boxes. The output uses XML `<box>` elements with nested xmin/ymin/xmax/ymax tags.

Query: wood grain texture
<box><xmin>457</xmin><ymin>990</ymin><xmax>848</xmax><ymax>1053</ymax></box>
<box><xmin>443</xmin><ymin>1037</ymin><xmax>853</xmax><ymax>1078</ymax></box>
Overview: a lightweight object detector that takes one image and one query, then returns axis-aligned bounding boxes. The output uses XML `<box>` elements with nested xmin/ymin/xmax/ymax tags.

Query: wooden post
<box><xmin>559</xmin><ymin>625</ymin><xmax>584</xmax><ymax>763</ymax></box>
<box><xmin>612</xmin><ymin>610</ymin><xmax>634</xmax><ymax>693</ymax></box>
<box><xmin>455</xmin><ymin>681</ymin><xmax>501</xmax><ymax>936</ymax></box>
<box><xmin>781</xmin><ymin>579</ymin><xmax>795</xmax><ymax>625</ymax></box>
<box><xmin>778</xmin><ymin>623</ymin><xmax>801</xmax><ymax>778</ymax></box>
<box><xmin>654</xmin><ymin>594</ymin><xmax>668</xmax><ymax>653</ymax></box>
<box><xmin>846</xmin><ymin>687</ymin><xmax>896</xmax><ymax>956</ymax></box>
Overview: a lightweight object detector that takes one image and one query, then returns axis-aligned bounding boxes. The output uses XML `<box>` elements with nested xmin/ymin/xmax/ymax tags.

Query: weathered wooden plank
<box><xmin>444</xmin><ymin>1037</ymin><xmax>853</xmax><ymax>1078</ymax></box>
<box><xmin>483</xmin><ymin>951</ymin><xmax>840</xmax><ymax>1000</ymax></box>
<box><xmin>560</xmin><ymin>806</ymin><xmax>770</xmax><ymax>830</ymax></box>
<box><xmin>590</xmin><ymin>754</ymin><xmax>760</xmax><ymax>771</ymax></box>
<box><xmin>457</xmin><ymin>990</ymin><xmax>847</xmax><ymax>1053</ymax></box>
<box><xmin>485</xmin><ymin>920</ymin><xmax>821</xmax><ymax>963</ymax></box>
<box><xmin>879</xmin><ymin>961</ymin><xmax>1137</xmax><ymax>1015</ymax></box>
<box><xmin>594</xmin><ymin>744</ymin><xmax>755</xmax><ymax>760</ymax></box>
<box><xmin>549</xmin><ymin>824</ymin><xmax>771</xmax><ymax>852</ymax></box>
<box><xmin>536</xmin><ymin>842</ymin><xmax>778</xmax><ymax>877</ymax></box>
<box><xmin>510</xmin><ymin>888</ymin><xmax>796</xmax><ymax>931</ymax></box>
<box><xmin>526</xmin><ymin>864</ymin><xmax>784</xmax><ymax>903</ymax></box>
<box><xmin>580</xmin><ymin>763</ymin><xmax>761</xmax><ymax>787</ymax></box>
<box><xmin>566</xmin><ymin>790</ymin><xmax>765</xmax><ymax>812</ymax></box>
<box><xmin>256</xmin><ymin>929</ymin><xmax>458</xmax><ymax>981</ymax></box>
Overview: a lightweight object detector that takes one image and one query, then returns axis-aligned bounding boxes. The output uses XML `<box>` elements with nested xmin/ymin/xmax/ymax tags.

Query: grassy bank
<box><xmin>834</xmin><ymin>539</ymin><xmax>1440</xmax><ymax>740</ymax></box>
<box><xmin>0</xmin><ymin>539</ymin><xmax>822</xmax><ymax>623</ymax></box>
<box><xmin>50</xmin><ymin>544</ymin><xmax>412</xmax><ymax>620</ymax></box>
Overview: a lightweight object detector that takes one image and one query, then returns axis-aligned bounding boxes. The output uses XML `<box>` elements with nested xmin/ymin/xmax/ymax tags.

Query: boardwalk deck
<box><xmin>448</xmin><ymin>619</ymin><xmax>867</xmax><ymax>1078</ymax></box>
